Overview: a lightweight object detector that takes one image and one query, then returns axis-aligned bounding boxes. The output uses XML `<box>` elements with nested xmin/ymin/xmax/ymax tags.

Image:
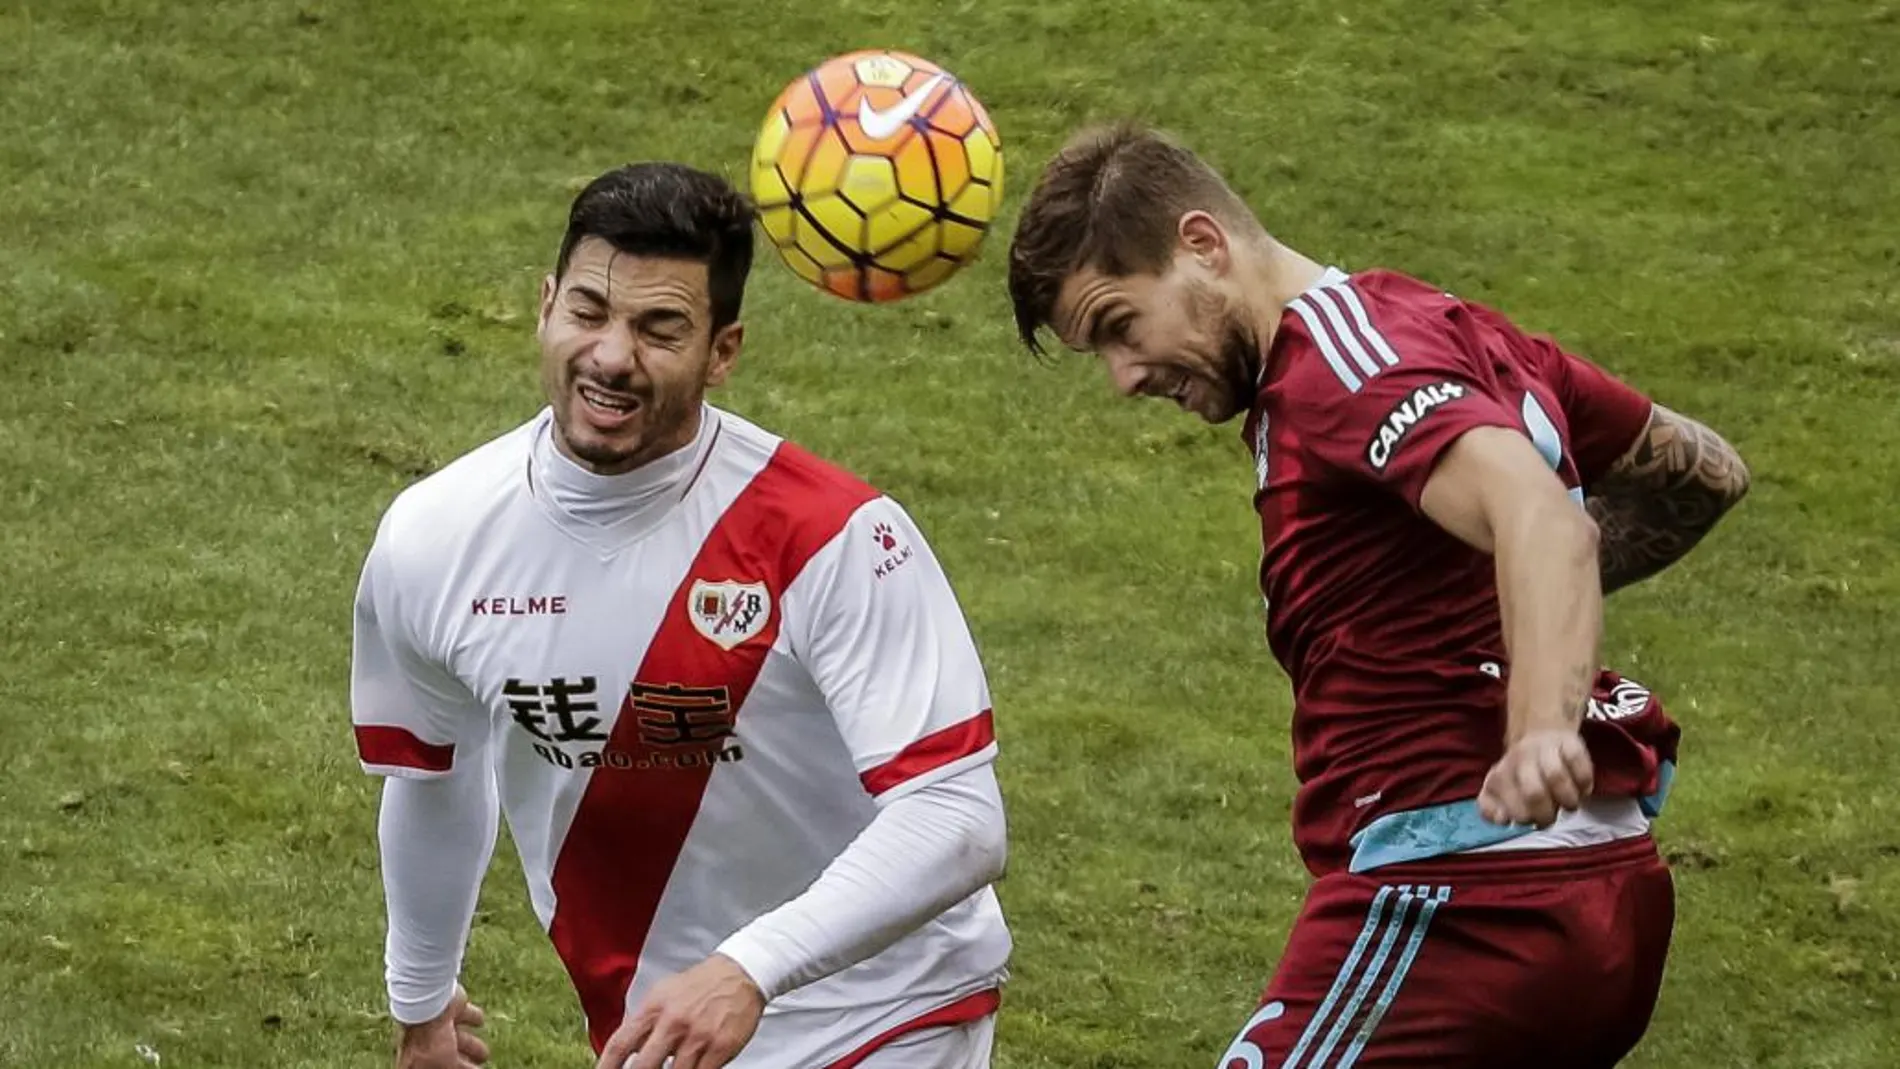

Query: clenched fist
<box><xmin>1479</xmin><ymin>728</ymin><xmax>1594</xmax><ymax>828</ymax></box>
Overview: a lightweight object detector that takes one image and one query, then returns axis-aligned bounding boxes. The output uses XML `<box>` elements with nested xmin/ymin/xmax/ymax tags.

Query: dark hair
<box><xmin>555</xmin><ymin>163</ymin><xmax>756</xmax><ymax>330</ymax></box>
<box><xmin>1007</xmin><ymin>123</ymin><xmax>1255</xmax><ymax>355</ymax></box>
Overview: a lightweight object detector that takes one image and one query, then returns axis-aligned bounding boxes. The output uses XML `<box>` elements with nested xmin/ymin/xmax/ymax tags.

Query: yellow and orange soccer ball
<box><xmin>751</xmin><ymin>50</ymin><xmax>1002</xmax><ymax>303</ymax></box>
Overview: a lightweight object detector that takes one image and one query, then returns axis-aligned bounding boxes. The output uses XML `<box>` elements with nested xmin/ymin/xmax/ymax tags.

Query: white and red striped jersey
<box><xmin>351</xmin><ymin>406</ymin><xmax>1010</xmax><ymax>1066</ymax></box>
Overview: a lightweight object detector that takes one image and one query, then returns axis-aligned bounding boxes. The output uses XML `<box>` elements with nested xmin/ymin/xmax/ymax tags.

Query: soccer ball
<box><xmin>750</xmin><ymin>50</ymin><xmax>1003</xmax><ymax>303</ymax></box>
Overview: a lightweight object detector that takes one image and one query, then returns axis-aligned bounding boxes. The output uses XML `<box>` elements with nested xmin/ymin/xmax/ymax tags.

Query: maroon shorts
<box><xmin>1219</xmin><ymin>836</ymin><xmax>1675</xmax><ymax>1069</ymax></box>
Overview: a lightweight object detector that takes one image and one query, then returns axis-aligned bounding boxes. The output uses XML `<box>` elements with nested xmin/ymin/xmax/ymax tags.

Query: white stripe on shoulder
<box><xmin>1306</xmin><ymin>287</ymin><xmax>1382</xmax><ymax>379</ymax></box>
<box><xmin>1326</xmin><ymin>282</ymin><xmax>1403</xmax><ymax>369</ymax></box>
<box><xmin>1288</xmin><ymin>297</ymin><xmax>1363</xmax><ymax>394</ymax></box>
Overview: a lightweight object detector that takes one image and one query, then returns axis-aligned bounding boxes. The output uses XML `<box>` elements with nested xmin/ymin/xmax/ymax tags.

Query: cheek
<box><xmin>539</xmin><ymin>340</ymin><xmax>571</xmax><ymax>381</ymax></box>
<box><xmin>540</xmin><ymin>323</ymin><xmax>579</xmax><ymax>358</ymax></box>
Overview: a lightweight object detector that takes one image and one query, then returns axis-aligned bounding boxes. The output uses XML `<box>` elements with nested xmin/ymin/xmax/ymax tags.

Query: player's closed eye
<box><xmin>1082</xmin><ymin>319</ymin><xmax>1120</xmax><ymax>354</ymax></box>
<box><xmin>640</xmin><ymin>316</ymin><xmax>692</xmax><ymax>346</ymax></box>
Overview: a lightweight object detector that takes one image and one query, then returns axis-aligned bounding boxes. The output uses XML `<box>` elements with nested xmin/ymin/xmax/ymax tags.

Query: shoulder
<box><xmin>373</xmin><ymin>414</ymin><xmax>540</xmax><ymax>576</ymax></box>
<box><xmin>1270</xmin><ymin>270</ymin><xmax>1470</xmax><ymax>408</ymax></box>
<box><xmin>711</xmin><ymin>406</ymin><xmax>887</xmax><ymax>534</ymax></box>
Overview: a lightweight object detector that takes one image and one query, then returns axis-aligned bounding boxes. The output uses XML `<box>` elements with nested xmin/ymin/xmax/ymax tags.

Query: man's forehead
<box><xmin>561</xmin><ymin>239</ymin><xmax>707</xmax><ymax>307</ymax></box>
<box><xmin>1053</xmin><ymin>269</ymin><xmax>1131</xmax><ymax>348</ymax></box>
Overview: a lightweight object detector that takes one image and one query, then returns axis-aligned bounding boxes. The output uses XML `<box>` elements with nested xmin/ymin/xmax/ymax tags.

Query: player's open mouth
<box><xmin>578</xmin><ymin>382</ymin><xmax>640</xmax><ymax>416</ymax></box>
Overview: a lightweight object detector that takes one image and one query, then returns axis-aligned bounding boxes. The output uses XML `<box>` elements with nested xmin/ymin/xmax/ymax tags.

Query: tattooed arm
<box><xmin>1585</xmin><ymin>404</ymin><xmax>1750</xmax><ymax>594</ymax></box>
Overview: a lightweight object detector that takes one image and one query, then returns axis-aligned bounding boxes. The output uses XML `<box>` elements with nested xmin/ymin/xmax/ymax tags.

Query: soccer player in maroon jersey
<box><xmin>1006</xmin><ymin>123</ymin><xmax>1750</xmax><ymax>1067</ymax></box>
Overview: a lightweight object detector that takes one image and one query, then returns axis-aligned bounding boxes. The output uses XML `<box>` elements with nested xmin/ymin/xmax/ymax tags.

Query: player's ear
<box><xmin>536</xmin><ymin>274</ymin><xmax>558</xmax><ymax>332</ymax></box>
<box><xmin>705</xmin><ymin>321</ymin><xmax>743</xmax><ymax>387</ymax></box>
<box><xmin>1178</xmin><ymin>211</ymin><xmax>1231</xmax><ymax>275</ymax></box>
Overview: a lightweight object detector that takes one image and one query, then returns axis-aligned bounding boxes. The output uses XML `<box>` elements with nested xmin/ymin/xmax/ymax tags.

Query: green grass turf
<box><xmin>2</xmin><ymin>0</ymin><xmax>1896</xmax><ymax>1065</ymax></box>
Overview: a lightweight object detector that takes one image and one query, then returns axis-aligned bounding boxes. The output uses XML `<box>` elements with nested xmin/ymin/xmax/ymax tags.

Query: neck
<box><xmin>1235</xmin><ymin>239</ymin><xmax>1328</xmax><ymax>374</ymax></box>
<box><xmin>1244</xmin><ymin>241</ymin><xmax>1328</xmax><ymax>340</ymax></box>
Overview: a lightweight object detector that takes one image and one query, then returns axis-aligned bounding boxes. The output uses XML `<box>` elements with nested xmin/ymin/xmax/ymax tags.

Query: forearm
<box><xmin>715</xmin><ymin>764</ymin><xmax>1007</xmax><ymax>1001</ymax></box>
<box><xmin>1496</xmin><ymin>501</ymin><xmax>1603</xmax><ymax>741</ymax></box>
<box><xmin>1585</xmin><ymin>405</ymin><xmax>1751</xmax><ymax>594</ymax></box>
<box><xmin>378</xmin><ymin>765</ymin><xmax>499</xmax><ymax>1024</ymax></box>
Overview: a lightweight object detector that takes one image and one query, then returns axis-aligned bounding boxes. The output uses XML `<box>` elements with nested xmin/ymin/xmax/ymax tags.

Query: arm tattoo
<box><xmin>1585</xmin><ymin>405</ymin><xmax>1750</xmax><ymax>593</ymax></box>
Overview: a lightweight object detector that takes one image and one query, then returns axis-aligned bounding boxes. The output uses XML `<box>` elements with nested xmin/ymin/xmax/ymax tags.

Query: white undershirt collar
<box><xmin>528</xmin><ymin>405</ymin><xmax>720</xmax><ymax>548</ymax></box>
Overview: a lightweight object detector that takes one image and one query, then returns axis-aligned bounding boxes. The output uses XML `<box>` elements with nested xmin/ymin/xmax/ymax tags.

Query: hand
<box><xmin>1479</xmin><ymin>728</ymin><xmax>1594</xmax><ymax>828</ymax></box>
<box><xmin>595</xmin><ymin>954</ymin><xmax>766</xmax><ymax>1069</ymax></box>
<box><xmin>394</xmin><ymin>984</ymin><xmax>489</xmax><ymax>1068</ymax></box>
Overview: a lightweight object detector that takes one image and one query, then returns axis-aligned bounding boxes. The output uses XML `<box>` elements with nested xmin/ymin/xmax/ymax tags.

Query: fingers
<box><xmin>595</xmin><ymin>1008</ymin><xmax>657</xmax><ymax>1069</ymax></box>
<box><xmin>445</xmin><ymin>986</ymin><xmax>485</xmax><ymax>1065</ymax></box>
<box><xmin>396</xmin><ymin>1015</ymin><xmax>468</xmax><ymax>1069</ymax></box>
<box><xmin>457</xmin><ymin>1027</ymin><xmax>490</xmax><ymax>1065</ymax></box>
<box><xmin>594</xmin><ymin>1031</ymin><xmax>633</xmax><ymax>1069</ymax></box>
<box><xmin>1518</xmin><ymin>747</ymin><xmax>1564</xmax><ymax>825</ymax></box>
<box><xmin>659</xmin><ymin>1030</ymin><xmax>745</xmax><ymax>1069</ymax></box>
<box><xmin>669</xmin><ymin>1037</ymin><xmax>707</xmax><ymax>1069</ymax></box>
<box><xmin>1563</xmin><ymin>736</ymin><xmax>1596</xmax><ymax>798</ymax></box>
<box><xmin>1479</xmin><ymin>755</ymin><xmax>1547</xmax><ymax>827</ymax></box>
<box><xmin>1481</xmin><ymin>736</ymin><xmax>1596</xmax><ymax>827</ymax></box>
<box><xmin>1538</xmin><ymin>740</ymin><xmax>1587</xmax><ymax>812</ymax></box>
<box><xmin>628</xmin><ymin>1016</ymin><xmax>681</xmax><ymax>1069</ymax></box>
<box><xmin>1477</xmin><ymin>768</ymin><xmax>1509</xmax><ymax>825</ymax></box>
<box><xmin>619</xmin><ymin>1015</ymin><xmax>739</xmax><ymax>1069</ymax></box>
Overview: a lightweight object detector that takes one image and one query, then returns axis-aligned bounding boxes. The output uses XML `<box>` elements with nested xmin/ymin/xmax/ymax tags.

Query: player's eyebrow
<box><xmin>639</xmin><ymin>306</ymin><xmax>693</xmax><ymax>329</ymax></box>
<box><xmin>1081</xmin><ymin>303</ymin><xmax>1124</xmax><ymax>351</ymax></box>
<box><xmin>1056</xmin><ymin>305</ymin><xmax>1098</xmax><ymax>352</ymax></box>
<box><xmin>566</xmin><ymin>283</ymin><xmax>609</xmax><ymax>308</ymax></box>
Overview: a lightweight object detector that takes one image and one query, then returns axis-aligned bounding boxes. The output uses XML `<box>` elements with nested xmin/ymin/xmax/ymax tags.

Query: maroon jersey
<box><xmin>1243</xmin><ymin>268</ymin><xmax>1679</xmax><ymax>876</ymax></box>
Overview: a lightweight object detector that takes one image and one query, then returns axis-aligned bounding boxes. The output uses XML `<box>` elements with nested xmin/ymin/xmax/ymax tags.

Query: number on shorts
<box><xmin>1216</xmin><ymin>1000</ymin><xmax>1286</xmax><ymax>1069</ymax></box>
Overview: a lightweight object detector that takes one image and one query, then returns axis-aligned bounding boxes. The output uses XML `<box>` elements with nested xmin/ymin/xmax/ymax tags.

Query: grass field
<box><xmin>4</xmin><ymin>1</ymin><xmax>1898</xmax><ymax>1066</ymax></box>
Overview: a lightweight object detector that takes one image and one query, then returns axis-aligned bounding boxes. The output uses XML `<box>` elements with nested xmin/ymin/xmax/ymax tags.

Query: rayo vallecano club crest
<box><xmin>688</xmin><ymin>579</ymin><xmax>772</xmax><ymax>651</ymax></box>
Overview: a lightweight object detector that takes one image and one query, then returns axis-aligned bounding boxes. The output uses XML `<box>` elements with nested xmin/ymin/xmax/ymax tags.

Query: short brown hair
<box><xmin>1007</xmin><ymin>123</ymin><xmax>1254</xmax><ymax>354</ymax></box>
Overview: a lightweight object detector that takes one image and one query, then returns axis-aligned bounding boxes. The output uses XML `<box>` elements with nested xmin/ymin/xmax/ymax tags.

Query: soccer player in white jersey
<box><xmin>351</xmin><ymin>162</ymin><xmax>1011</xmax><ymax>1069</ymax></box>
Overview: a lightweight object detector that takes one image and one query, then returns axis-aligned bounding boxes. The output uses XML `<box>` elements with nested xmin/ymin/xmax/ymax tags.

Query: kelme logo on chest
<box><xmin>687</xmin><ymin>579</ymin><xmax>773</xmax><ymax>650</ymax></box>
<box><xmin>1366</xmin><ymin>380</ymin><xmax>1468</xmax><ymax>471</ymax></box>
<box><xmin>471</xmin><ymin>594</ymin><xmax>567</xmax><ymax>616</ymax></box>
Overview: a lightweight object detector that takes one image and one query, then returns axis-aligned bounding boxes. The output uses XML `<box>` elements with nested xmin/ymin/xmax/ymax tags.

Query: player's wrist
<box><xmin>712</xmin><ymin>932</ymin><xmax>791</xmax><ymax>1002</ymax></box>
<box><xmin>393</xmin><ymin>1013</ymin><xmax>455</xmax><ymax>1056</ymax></box>
<box><xmin>388</xmin><ymin>984</ymin><xmax>459</xmax><ymax>1028</ymax></box>
<box><xmin>709</xmin><ymin>952</ymin><xmax>769</xmax><ymax>1000</ymax></box>
<box><xmin>1503</xmin><ymin>683</ymin><xmax>1587</xmax><ymax>742</ymax></box>
<box><xmin>1505</xmin><ymin>723</ymin><xmax>1580</xmax><ymax>750</ymax></box>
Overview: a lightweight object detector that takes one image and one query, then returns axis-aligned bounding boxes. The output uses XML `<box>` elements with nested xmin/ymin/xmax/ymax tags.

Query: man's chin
<box><xmin>554</xmin><ymin>419</ymin><xmax>644</xmax><ymax>474</ymax></box>
<box><xmin>1197</xmin><ymin>390</ymin><xmax>1247</xmax><ymax>425</ymax></box>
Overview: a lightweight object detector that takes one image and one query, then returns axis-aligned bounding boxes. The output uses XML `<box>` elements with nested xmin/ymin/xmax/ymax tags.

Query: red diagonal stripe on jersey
<box><xmin>859</xmin><ymin>709</ymin><xmax>996</xmax><ymax>797</ymax></box>
<box><xmin>353</xmin><ymin>725</ymin><xmax>455</xmax><ymax>773</ymax></box>
<box><xmin>547</xmin><ymin>442</ymin><xmax>879</xmax><ymax>1053</ymax></box>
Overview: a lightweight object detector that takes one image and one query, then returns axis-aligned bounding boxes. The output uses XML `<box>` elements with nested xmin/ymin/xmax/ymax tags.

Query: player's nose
<box><xmin>1103</xmin><ymin>349</ymin><xmax>1148</xmax><ymax>398</ymax></box>
<box><xmin>589</xmin><ymin>323</ymin><xmax>639</xmax><ymax>373</ymax></box>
